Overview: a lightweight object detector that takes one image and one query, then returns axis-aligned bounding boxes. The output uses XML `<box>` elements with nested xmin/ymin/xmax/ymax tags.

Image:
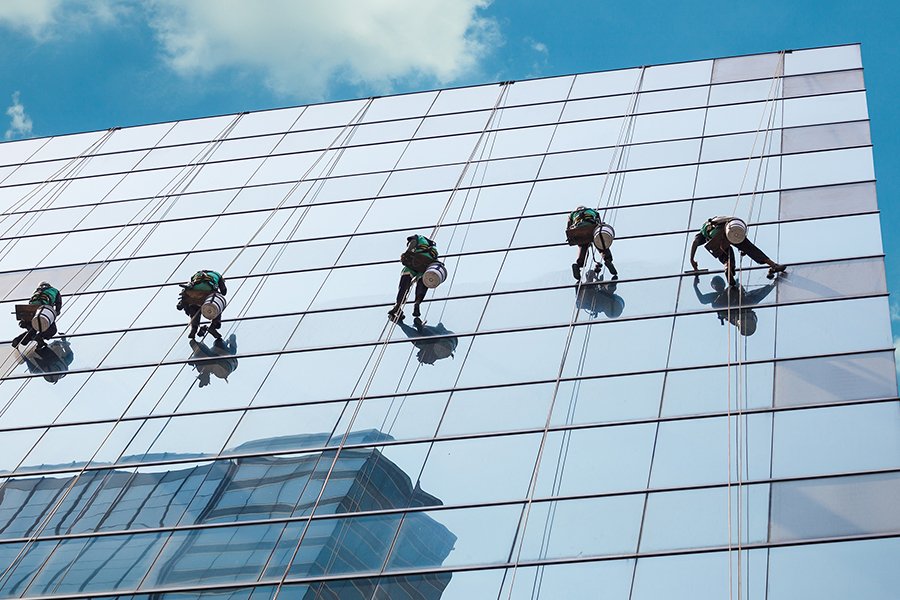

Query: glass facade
<box><xmin>0</xmin><ymin>43</ymin><xmax>897</xmax><ymax>598</ymax></box>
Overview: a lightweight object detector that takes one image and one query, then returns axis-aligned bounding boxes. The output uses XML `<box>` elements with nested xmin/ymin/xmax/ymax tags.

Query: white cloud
<box><xmin>146</xmin><ymin>0</ymin><xmax>499</xmax><ymax>98</ymax></box>
<box><xmin>531</xmin><ymin>40</ymin><xmax>548</xmax><ymax>55</ymax></box>
<box><xmin>0</xmin><ymin>0</ymin><xmax>127</xmax><ymax>40</ymax></box>
<box><xmin>5</xmin><ymin>92</ymin><xmax>33</xmax><ymax>140</ymax></box>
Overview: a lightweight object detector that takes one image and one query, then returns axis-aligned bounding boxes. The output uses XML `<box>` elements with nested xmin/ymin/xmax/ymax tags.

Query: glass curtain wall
<box><xmin>0</xmin><ymin>43</ymin><xmax>897</xmax><ymax>599</ymax></box>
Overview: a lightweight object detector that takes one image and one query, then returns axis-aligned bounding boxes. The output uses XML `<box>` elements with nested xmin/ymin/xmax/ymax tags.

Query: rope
<box><xmin>724</xmin><ymin>52</ymin><xmax>785</xmax><ymax>600</ymax></box>
<box><xmin>266</xmin><ymin>83</ymin><xmax>512</xmax><ymax>600</ymax></box>
<box><xmin>0</xmin><ymin>115</ymin><xmax>254</xmax><ymax>593</ymax></box>
<box><xmin>501</xmin><ymin>71</ymin><xmax>644</xmax><ymax>599</ymax></box>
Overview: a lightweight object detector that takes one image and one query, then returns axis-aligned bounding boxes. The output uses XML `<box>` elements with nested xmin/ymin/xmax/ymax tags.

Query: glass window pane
<box><xmin>768</xmin><ymin>538</ymin><xmax>899</xmax><ymax>600</ymax></box>
<box><xmin>783</xmin><ymin>69</ymin><xmax>865</xmax><ymax>98</ymax></box>
<box><xmin>712</xmin><ymin>52</ymin><xmax>783</xmax><ymax>84</ymax></box>
<box><xmin>780</xmin><ymin>181</ymin><xmax>877</xmax><ymax>220</ymax></box>
<box><xmin>770</xmin><ymin>472</ymin><xmax>900</xmax><ymax>542</ymax></box>
<box><xmin>782</xmin><ymin>121</ymin><xmax>870</xmax><ymax>154</ymax></box>
<box><xmin>772</xmin><ymin>403</ymin><xmax>900</xmax><ymax>478</ymax></box>
<box><xmin>784</xmin><ymin>45</ymin><xmax>862</xmax><ymax>76</ymax></box>
<box><xmin>776</xmin><ymin>257</ymin><xmax>886</xmax><ymax>303</ymax></box>
<box><xmin>774</xmin><ymin>352</ymin><xmax>897</xmax><ymax>408</ymax></box>
<box><xmin>776</xmin><ymin>297</ymin><xmax>891</xmax><ymax>359</ymax></box>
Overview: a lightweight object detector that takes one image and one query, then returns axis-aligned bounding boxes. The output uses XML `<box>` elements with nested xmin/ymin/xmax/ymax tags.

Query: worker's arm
<box><xmin>693</xmin><ymin>277</ymin><xmax>713</xmax><ymax>305</ymax></box>
<box><xmin>218</xmin><ymin>277</ymin><xmax>228</xmax><ymax>295</ymax></box>
<box><xmin>55</xmin><ymin>293</ymin><xmax>63</xmax><ymax>314</ymax></box>
<box><xmin>689</xmin><ymin>233</ymin><xmax>703</xmax><ymax>270</ymax></box>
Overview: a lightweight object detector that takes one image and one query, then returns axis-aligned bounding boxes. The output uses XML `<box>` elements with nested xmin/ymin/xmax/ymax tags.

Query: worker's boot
<box><xmin>571</xmin><ymin>263</ymin><xmax>581</xmax><ymax>281</ymax></box>
<box><xmin>10</xmin><ymin>331</ymin><xmax>28</xmax><ymax>347</ymax></box>
<box><xmin>387</xmin><ymin>306</ymin><xmax>404</xmax><ymax>321</ymax></box>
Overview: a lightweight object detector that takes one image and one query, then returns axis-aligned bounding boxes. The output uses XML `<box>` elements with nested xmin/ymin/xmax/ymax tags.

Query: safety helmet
<box><xmin>576</xmin><ymin>205</ymin><xmax>587</xmax><ymax>211</ymax></box>
<box><xmin>38</xmin><ymin>281</ymin><xmax>51</xmax><ymax>289</ymax></box>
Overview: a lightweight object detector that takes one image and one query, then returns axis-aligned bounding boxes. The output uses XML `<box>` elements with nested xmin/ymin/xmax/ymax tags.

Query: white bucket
<box><xmin>31</xmin><ymin>305</ymin><xmax>56</xmax><ymax>334</ymax></box>
<box><xmin>725</xmin><ymin>218</ymin><xmax>748</xmax><ymax>244</ymax></box>
<box><xmin>201</xmin><ymin>293</ymin><xmax>227</xmax><ymax>320</ymax></box>
<box><xmin>593</xmin><ymin>223</ymin><xmax>615</xmax><ymax>250</ymax></box>
<box><xmin>422</xmin><ymin>262</ymin><xmax>447</xmax><ymax>289</ymax></box>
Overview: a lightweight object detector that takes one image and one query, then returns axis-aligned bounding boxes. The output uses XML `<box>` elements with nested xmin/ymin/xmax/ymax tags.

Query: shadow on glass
<box><xmin>576</xmin><ymin>272</ymin><xmax>625</xmax><ymax>319</ymax></box>
<box><xmin>188</xmin><ymin>333</ymin><xmax>239</xmax><ymax>387</ymax></box>
<box><xmin>397</xmin><ymin>320</ymin><xmax>458</xmax><ymax>365</ymax></box>
<box><xmin>692</xmin><ymin>275</ymin><xmax>775</xmax><ymax>336</ymax></box>
<box><xmin>18</xmin><ymin>337</ymin><xmax>74</xmax><ymax>384</ymax></box>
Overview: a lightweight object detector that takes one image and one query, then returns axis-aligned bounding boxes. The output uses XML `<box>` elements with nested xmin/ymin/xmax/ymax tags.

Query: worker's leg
<box><xmin>209</xmin><ymin>316</ymin><xmax>223</xmax><ymax>340</ymax></box>
<box><xmin>573</xmin><ymin>245</ymin><xmax>589</xmax><ymax>280</ymax></box>
<box><xmin>599</xmin><ymin>249</ymin><xmax>618</xmax><ymax>276</ymax></box>
<box><xmin>711</xmin><ymin>246</ymin><xmax>737</xmax><ymax>286</ymax></box>
<box><xmin>735</xmin><ymin>239</ymin><xmax>777</xmax><ymax>267</ymax></box>
<box><xmin>390</xmin><ymin>273</ymin><xmax>414</xmax><ymax>319</ymax></box>
<box><xmin>412</xmin><ymin>278</ymin><xmax>427</xmax><ymax>317</ymax></box>
<box><xmin>735</xmin><ymin>239</ymin><xmax>785</xmax><ymax>277</ymax></box>
<box><xmin>187</xmin><ymin>307</ymin><xmax>201</xmax><ymax>338</ymax></box>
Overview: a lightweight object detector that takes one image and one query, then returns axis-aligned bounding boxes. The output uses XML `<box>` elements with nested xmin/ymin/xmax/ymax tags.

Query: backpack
<box><xmin>190</xmin><ymin>270</ymin><xmax>221</xmax><ymax>292</ymax></box>
<box><xmin>29</xmin><ymin>286</ymin><xmax>59</xmax><ymax>307</ymax></box>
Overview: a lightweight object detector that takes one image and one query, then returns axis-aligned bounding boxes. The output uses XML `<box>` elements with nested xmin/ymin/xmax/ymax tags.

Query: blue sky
<box><xmin>1</xmin><ymin>0</ymin><xmax>898</xmax><ymax>336</ymax></box>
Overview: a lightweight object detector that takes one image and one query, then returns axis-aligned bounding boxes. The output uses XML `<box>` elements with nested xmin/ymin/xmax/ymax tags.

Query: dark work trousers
<box><xmin>577</xmin><ymin>245</ymin><xmax>616</xmax><ymax>274</ymax></box>
<box><xmin>185</xmin><ymin>305</ymin><xmax>223</xmax><ymax>339</ymax></box>
<box><xmin>709</xmin><ymin>239</ymin><xmax>773</xmax><ymax>282</ymax></box>
<box><xmin>395</xmin><ymin>273</ymin><xmax>428</xmax><ymax>316</ymax></box>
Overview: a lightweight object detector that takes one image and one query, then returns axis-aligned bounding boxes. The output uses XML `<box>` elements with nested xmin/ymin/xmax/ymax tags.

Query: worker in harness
<box><xmin>567</xmin><ymin>206</ymin><xmax>617</xmax><ymax>281</ymax></box>
<box><xmin>388</xmin><ymin>234</ymin><xmax>438</xmax><ymax>324</ymax></box>
<box><xmin>12</xmin><ymin>282</ymin><xmax>63</xmax><ymax>348</ymax></box>
<box><xmin>397</xmin><ymin>320</ymin><xmax>458</xmax><ymax>365</ymax></box>
<box><xmin>177</xmin><ymin>270</ymin><xmax>227</xmax><ymax>340</ymax></box>
<box><xmin>188</xmin><ymin>334</ymin><xmax>238</xmax><ymax>387</ymax></box>
<box><xmin>689</xmin><ymin>216</ymin><xmax>785</xmax><ymax>286</ymax></box>
<box><xmin>693</xmin><ymin>275</ymin><xmax>775</xmax><ymax>336</ymax></box>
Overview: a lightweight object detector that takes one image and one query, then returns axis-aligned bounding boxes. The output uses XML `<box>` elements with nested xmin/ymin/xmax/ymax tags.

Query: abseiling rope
<box><xmin>0</xmin><ymin>103</ymin><xmax>400</xmax><ymax>592</ymax></box>
<box><xmin>724</xmin><ymin>51</ymin><xmax>785</xmax><ymax>600</ymax></box>
<box><xmin>0</xmin><ymin>114</ymin><xmax>253</xmax><ymax>593</ymax></box>
<box><xmin>499</xmin><ymin>72</ymin><xmax>645</xmax><ymax>600</ymax></box>
<box><xmin>266</xmin><ymin>83</ymin><xmax>512</xmax><ymax>600</ymax></box>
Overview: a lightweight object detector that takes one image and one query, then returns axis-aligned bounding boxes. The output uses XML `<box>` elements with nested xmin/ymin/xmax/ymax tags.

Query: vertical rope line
<box><xmin>727</xmin><ymin>52</ymin><xmax>785</xmax><ymax>600</ymax></box>
<box><xmin>626</xmin><ymin>75</ymin><xmax>714</xmax><ymax>600</ymax></box>
<box><xmin>0</xmin><ymin>114</ymin><xmax>256</xmax><ymax>592</ymax></box>
<box><xmin>263</xmin><ymin>86</ymin><xmax>511</xmax><ymax>600</ymax></box>
<box><xmin>500</xmin><ymin>73</ymin><xmax>643</xmax><ymax>599</ymax></box>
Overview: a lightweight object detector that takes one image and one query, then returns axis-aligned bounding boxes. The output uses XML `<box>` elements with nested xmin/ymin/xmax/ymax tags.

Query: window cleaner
<box><xmin>566</xmin><ymin>206</ymin><xmax>617</xmax><ymax>281</ymax></box>
<box><xmin>689</xmin><ymin>216</ymin><xmax>785</xmax><ymax>286</ymax></box>
<box><xmin>389</xmin><ymin>234</ymin><xmax>443</xmax><ymax>326</ymax></box>
<box><xmin>177</xmin><ymin>270</ymin><xmax>228</xmax><ymax>340</ymax></box>
<box><xmin>12</xmin><ymin>282</ymin><xmax>63</xmax><ymax>349</ymax></box>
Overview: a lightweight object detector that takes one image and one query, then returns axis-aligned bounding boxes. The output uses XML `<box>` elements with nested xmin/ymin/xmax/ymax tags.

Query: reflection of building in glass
<box><xmin>0</xmin><ymin>44</ymin><xmax>896</xmax><ymax>599</ymax></box>
<box><xmin>0</xmin><ymin>432</ymin><xmax>455</xmax><ymax>599</ymax></box>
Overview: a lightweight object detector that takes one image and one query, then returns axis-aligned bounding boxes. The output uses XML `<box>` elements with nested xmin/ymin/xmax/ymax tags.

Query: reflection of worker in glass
<box><xmin>188</xmin><ymin>334</ymin><xmax>238</xmax><ymax>387</ymax></box>
<box><xmin>576</xmin><ymin>272</ymin><xmax>625</xmax><ymax>319</ymax></box>
<box><xmin>21</xmin><ymin>337</ymin><xmax>74</xmax><ymax>384</ymax></box>
<box><xmin>397</xmin><ymin>320</ymin><xmax>457</xmax><ymax>365</ymax></box>
<box><xmin>693</xmin><ymin>275</ymin><xmax>775</xmax><ymax>336</ymax></box>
